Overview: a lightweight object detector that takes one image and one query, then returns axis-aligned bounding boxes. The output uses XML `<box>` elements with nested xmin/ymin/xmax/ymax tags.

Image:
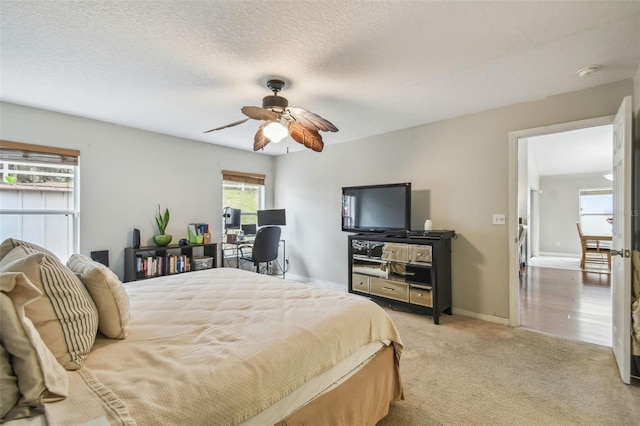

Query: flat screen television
<box><xmin>342</xmin><ymin>183</ymin><xmax>411</xmax><ymax>233</ymax></box>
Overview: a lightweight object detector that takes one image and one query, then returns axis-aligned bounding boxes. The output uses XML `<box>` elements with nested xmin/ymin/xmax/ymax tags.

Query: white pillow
<box><xmin>67</xmin><ymin>254</ymin><xmax>130</xmax><ymax>339</ymax></box>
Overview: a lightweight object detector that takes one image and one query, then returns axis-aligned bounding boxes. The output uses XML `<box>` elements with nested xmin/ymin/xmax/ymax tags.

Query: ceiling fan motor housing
<box><xmin>262</xmin><ymin>95</ymin><xmax>288</xmax><ymax>111</ymax></box>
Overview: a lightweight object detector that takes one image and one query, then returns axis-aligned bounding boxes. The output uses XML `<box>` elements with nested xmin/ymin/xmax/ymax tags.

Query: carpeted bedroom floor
<box><xmin>376</xmin><ymin>308</ymin><xmax>639</xmax><ymax>426</ymax></box>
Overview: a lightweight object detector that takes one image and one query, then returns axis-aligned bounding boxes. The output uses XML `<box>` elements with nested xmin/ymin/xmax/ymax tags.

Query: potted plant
<box><xmin>153</xmin><ymin>204</ymin><xmax>172</xmax><ymax>246</ymax></box>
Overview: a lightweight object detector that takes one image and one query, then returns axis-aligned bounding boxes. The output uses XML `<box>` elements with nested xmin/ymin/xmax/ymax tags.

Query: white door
<box><xmin>611</xmin><ymin>96</ymin><xmax>632</xmax><ymax>384</ymax></box>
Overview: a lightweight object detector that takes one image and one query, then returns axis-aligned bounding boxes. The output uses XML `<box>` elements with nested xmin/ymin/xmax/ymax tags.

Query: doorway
<box><xmin>509</xmin><ymin>98</ymin><xmax>634</xmax><ymax>384</ymax></box>
<box><xmin>508</xmin><ymin>117</ymin><xmax>615</xmax><ymax>346</ymax></box>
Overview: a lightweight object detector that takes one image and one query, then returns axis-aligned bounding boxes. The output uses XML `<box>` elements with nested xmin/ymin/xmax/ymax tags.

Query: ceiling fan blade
<box><xmin>288</xmin><ymin>122</ymin><xmax>324</xmax><ymax>152</ymax></box>
<box><xmin>203</xmin><ymin>118</ymin><xmax>250</xmax><ymax>133</ymax></box>
<box><xmin>253</xmin><ymin>122</ymin><xmax>271</xmax><ymax>151</ymax></box>
<box><xmin>241</xmin><ymin>106</ymin><xmax>279</xmax><ymax>121</ymax></box>
<box><xmin>287</xmin><ymin>107</ymin><xmax>338</xmax><ymax>132</ymax></box>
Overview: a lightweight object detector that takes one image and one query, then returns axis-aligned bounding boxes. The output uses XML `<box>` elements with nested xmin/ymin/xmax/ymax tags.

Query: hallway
<box><xmin>520</xmin><ymin>257</ymin><xmax>611</xmax><ymax>347</ymax></box>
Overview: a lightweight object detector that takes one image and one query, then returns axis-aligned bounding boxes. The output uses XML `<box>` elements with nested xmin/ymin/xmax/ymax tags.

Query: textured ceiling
<box><xmin>1</xmin><ymin>1</ymin><xmax>639</xmax><ymax>156</ymax></box>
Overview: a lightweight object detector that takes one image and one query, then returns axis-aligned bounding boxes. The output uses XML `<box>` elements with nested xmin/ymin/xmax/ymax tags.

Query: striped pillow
<box><xmin>0</xmin><ymin>246</ymin><xmax>98</xmax><ymax>370</ymax></box>
<box><xmin>0</xmin><ymin>238</ymin><xmax>56</xmax><ymax>262</ymax></box>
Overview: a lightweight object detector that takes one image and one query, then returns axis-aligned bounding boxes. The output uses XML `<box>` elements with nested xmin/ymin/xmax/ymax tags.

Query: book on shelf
<box><xmin>135</xmin><ymin>253</ymin><xmax>191</xmax><ymax>278</ymax></box>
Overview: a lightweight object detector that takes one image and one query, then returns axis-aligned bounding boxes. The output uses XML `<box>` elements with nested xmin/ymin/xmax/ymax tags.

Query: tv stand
<box><xmin>348</xmin><ymin>232</ymin><xmax>454</xmax><ymax>324</ymax></box>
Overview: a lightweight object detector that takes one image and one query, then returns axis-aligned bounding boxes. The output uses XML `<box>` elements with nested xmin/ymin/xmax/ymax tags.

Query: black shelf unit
<box><xmin>348</xmin><ymin>232</ymin><xmax>454</xmax><ymax>324</ymax></box>
<box><xmin>124</xmin><ymin>243</ymin><xmax>217</xmax><ymax>283</ymax></box>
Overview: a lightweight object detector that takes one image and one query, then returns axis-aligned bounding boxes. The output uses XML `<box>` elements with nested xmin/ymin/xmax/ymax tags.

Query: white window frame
<box><xmin>0</xmin><ymin>142</ymin><xmax>80</xmax><ymax>260</ymax></box>
<box><xmin>222</xmin><ymin>180</ymin><xmax>265</xmax><ymax>227</ymax></box>
<box><xmin>578</xmin><ymin>187</ymin><xmax>613</xmax><ymax>236</ymax></box>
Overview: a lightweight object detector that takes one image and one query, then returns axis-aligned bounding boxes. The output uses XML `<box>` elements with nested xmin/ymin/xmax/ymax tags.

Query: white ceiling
<box><xmin>528</xmin><ymin>125</ymin><xmax>613</xmax><ymax>176</ymax></box>
<box><xmin>1</xmin><ymin>1</ymin><xmax>639</xmax><ymax>156</ymax></box>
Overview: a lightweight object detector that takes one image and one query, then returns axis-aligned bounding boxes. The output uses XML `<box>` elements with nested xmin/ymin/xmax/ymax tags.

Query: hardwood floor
<box><xmin>520</xmin><ymin>265</ymin><xmax>612</xmax><ymax>347</ymax></box>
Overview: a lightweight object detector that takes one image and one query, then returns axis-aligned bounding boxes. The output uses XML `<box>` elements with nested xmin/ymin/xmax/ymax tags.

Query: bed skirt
<box><xmin>276</xmin><ymin>344</ymin><xmax>403</xmax><ymax>426</ymax></box>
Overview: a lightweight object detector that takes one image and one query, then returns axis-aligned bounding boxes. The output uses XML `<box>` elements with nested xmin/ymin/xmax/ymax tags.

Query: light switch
<box><xmin>493</xmin><ymin>214</ymin><xmax>506</xmax><ymax>225</ymax></box>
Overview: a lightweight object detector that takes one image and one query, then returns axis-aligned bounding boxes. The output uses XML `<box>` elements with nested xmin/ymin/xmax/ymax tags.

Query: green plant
<box><xmin>4</xmin><ymin>175</ymin><xmax>17</xmax><ymax>184</ymax></box>
<box><xmin>155</xmin><ymin>204</ymin><xmax>170</xmax><ymax>235</ymax></box>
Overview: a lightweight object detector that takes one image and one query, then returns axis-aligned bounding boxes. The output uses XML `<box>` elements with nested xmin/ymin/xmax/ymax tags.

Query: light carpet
<box><xmin>376</xmin><ymin>309</ymin><xmax>639</xmax><ymax>426</ymax></box>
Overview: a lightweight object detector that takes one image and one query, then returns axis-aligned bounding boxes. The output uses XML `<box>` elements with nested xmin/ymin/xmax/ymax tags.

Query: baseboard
<box><xmin>285</xmin><ymin>273</ymin><xmax>347</xmax><ymax>293</ymax></box>
<box><xmin>452</xmin><ymin>308</ymin><xmax>510</xmax><ymax>326</ymax></box>
<box><xmin>537</xmin><ymin>252</ymin><xmax>580</xmax><ymax>258</ymax></box>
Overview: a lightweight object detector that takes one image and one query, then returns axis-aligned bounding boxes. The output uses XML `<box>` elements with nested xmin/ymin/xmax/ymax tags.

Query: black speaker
<box><xmin>90</xmin><ymin>250</ymin><xmax>109</xmax><ymax>267</ymax></box>
<box><xmin>133</xmin><ymin>228</ymin><xmax>140</xmax><ymax>248</ymax></box>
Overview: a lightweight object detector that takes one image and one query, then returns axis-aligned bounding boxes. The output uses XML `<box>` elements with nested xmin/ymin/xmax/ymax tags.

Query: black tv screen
<box><xmin>342</xmin><ymin>183</ymin><xmax>411</xmax><ymax>233</ymax></box>
<box><xmin>257</xmin><ymin>209</ymin><xmax>286</xmax><ymax>226</ymax></box>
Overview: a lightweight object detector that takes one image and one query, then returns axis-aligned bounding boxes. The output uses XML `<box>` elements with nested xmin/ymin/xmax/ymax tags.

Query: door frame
<box><xmin>508</xmin><ymin>115</ymin><xmax>614</xmax><ymax>327</ymax></box>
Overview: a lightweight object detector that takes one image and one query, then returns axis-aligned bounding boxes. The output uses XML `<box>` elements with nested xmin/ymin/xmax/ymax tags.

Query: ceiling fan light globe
<box><xmin>263</xmin><ymin>121</ymin><xmax>288</xmax><ymax>143</ymax></box>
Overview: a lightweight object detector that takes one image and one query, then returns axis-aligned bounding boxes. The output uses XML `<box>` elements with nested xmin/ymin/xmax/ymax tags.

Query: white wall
<box><xmin>537</xmin><ymin>173</ymin><xmax>612</xmax><ymax>256</ymax></box>
<box><xmin>275</xmin><ymin>80</ymin><xmax>633</xmax><ymax>321</ymax></box>
<box><xmin>0</xmin><ymin>102</ymin><xmax>275</xmax><ymax>279</ymax></box>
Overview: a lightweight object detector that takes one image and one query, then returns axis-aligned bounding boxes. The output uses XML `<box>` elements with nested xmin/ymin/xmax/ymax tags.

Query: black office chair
<box><xmin>238</xmin><ymin>226</ymin><xmax>281</xmax><ymax>274</ymax></box>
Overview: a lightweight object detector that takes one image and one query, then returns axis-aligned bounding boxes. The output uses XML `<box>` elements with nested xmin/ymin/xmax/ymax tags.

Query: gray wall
<box><xmin>1</xmin><ymin>78</ymin><xmax>635</xmax><ymax>322</ymax></box>
<box><xmin>0</xmin><ymin>102</ymin><xmax>275</xmax><ymax>279</ymax></box>
<box><xmin>634</xmin><ymin>65</ymin><xmax>640</xmax><ymax>251</ymax></box>
<box><xmin>275</xmin><ymin>80</ymin><xmax>633</xmax><ymax>321</ymax></box>
<box><xmin>537</xmin><ymin>173</ymin><xmax>612</xmax><ymax>256</ymax></box>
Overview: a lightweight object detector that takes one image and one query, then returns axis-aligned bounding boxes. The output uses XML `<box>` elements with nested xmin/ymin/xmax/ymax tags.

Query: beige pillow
<box><xmin>0</xmin><ymin>238</ymin><xmax>56</xmax><ymax>262</ymax></box>
<box><xmin>0</xmin><ymin>272</ymin><xmax>68</xmax><ymax>422</ymax></box>
<box><xmin>0</xmin><ymin>343</ymin><xmax>20</xmax><ymax>420</ymax></box>
<box><xmin>0</xmin><ymin>247</ymin><xmax>98</xmax><ymax>370</ymax></box>
<box><xmin>67</xmin><ymin>254</ymin><xmax>130</xmax><ymax>339</ymax></box>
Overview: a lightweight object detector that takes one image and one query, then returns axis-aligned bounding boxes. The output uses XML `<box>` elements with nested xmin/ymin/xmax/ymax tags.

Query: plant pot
<box><xmin>153</xmin><ymin>234</ymin><xmax>172</xmax><ymax>247</ymax></box>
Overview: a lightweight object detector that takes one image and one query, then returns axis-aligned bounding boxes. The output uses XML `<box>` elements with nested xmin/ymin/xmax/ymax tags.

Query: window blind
<box><xmin>222</xmin><ymin>170</ymin><xmax>265</xmax><ymax>185</ymax></box>
<box><xmin>0</xmin><ymin>140</ymin><xmax>79</xmax><ymax>166</ymax></box>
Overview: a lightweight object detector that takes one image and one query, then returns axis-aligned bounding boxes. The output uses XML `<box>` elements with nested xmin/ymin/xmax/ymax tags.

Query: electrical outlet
<box><xmin>492</xmin><ymin>214</ymin><xmax>506</xmax><ymax>225</ymax></box>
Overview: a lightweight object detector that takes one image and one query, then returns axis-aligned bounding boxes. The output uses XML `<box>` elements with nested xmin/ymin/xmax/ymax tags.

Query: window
<box><xmin>579</xmin><ymin>188</ymin><xmax>613</xmax><ymax>236</ymax></box>
<box><xmin>221</xmin><ymin>170</ymin><xmax>265</xmax><ymax>231</ymax></box>
<box><xmin>0</xmin><ymin>141</ymin><xmax>80</xmax><ymax>261</ymax></box>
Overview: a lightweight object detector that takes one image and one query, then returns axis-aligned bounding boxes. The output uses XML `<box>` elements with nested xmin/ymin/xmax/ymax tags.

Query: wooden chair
<box><xmin>576</xmin><ymin>222</ymin><xmax>611</xmax><ymax>269</ymax></box>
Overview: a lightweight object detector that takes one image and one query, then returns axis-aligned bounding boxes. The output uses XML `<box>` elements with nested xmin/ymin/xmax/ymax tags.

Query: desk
<box><xmin>221</xmin><ymin>239</ymin><xmax>286</xmax><ymax>278</ymax></box>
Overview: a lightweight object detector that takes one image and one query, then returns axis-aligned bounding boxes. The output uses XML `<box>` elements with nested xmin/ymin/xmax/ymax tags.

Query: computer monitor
<box><xmin>257</xmin><ymin>209</ymin><xmax>286</xmax><ymax>226</ymax></box>
<box><xmin>241</xmin><ymin>224</ymin><xmax>257</xmax><ymax>236</ymax></box>
<box><xmin>223</xmin><ymin>207</ymin><xmax>241</xmax><ymax>229</ymax></box>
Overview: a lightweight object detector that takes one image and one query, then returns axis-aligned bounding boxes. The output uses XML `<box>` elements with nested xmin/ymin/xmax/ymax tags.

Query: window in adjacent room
<box><xmin>578</xmin><ymin>188</ymin><xmax>613</xmax><ymax>236</ymax></box>
<box><xmin>0</xmin><ymin>141</ymin><xmax>80</xmax><ymax>261</ymax></box>
<box><xmin>221</xmin><ymin>170</ymin><xmax>265</xmax><ymax>231</ymax></box>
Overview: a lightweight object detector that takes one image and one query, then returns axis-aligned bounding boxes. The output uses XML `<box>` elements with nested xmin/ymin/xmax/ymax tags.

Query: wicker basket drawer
<box><xmin>352</xmin><ymin>273</ymin><xmax>370</xmax><ymax>294</ymax></box>
<box><xmin>409</xmin><ymin>245</ymin><xmax>432</xmax><ymax>264</ymax></box>
<box><xmin>370</xmin><ymin>278</ymin><xmax>408</xmax><ymax>302</ymax></box>
<box><xmin>409</xmin><ymin>286</ymin><xmax>433</xmax><ymax>307</ymax></box>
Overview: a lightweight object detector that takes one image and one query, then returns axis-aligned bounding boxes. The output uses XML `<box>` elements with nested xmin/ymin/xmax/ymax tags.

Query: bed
<box><xmin>0</xmin><ymin>239</ymin><xmax>404</xmax><ymax>425</ymax></box>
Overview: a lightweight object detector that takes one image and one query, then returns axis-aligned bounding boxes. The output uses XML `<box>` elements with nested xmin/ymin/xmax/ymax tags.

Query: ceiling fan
<box><xmin>204</xmin><ymin>79</ymin><xmax>338</xmax><ymax>152</ymax></box>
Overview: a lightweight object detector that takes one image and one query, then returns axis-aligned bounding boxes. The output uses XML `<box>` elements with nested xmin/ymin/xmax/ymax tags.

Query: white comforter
<box><xmin>45</xmin><ymin>268</ymin><xmax>403</xmax><ymax>425</ymax></box>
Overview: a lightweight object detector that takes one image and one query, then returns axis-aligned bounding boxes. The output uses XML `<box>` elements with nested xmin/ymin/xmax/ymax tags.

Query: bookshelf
<box><xmin>124</xmin><ymin>243</ymin><xmax>217</xmax><ymax>283</ymax></box>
